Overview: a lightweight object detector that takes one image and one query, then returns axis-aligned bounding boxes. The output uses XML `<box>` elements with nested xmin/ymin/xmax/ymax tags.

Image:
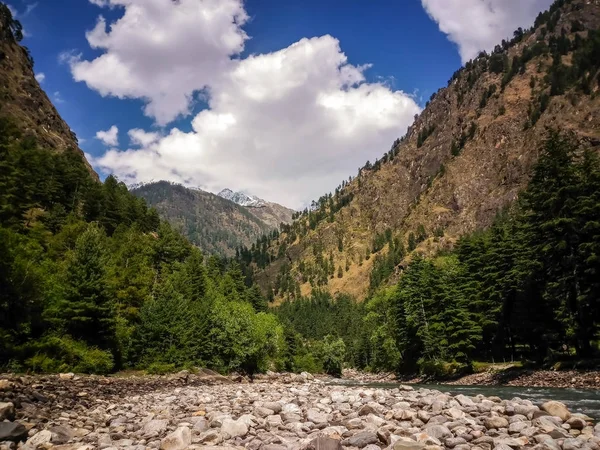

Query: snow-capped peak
<box><xmin>218</xmin><ymin>188</ymin><xmax>266</xmax><ymax>208</ymax></box>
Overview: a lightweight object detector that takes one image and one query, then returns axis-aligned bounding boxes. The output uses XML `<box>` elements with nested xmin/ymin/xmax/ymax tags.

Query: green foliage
<box><xmin>24</xmin><ymin>336</ymin><xmax>114</xmax><ymax>374</ymax></box>
<box><xmin>0</xmin><ymin>119</ymin><xmax>283</xmax><ymax>375</ymax></box>
<box><xmin>318</xmin><ymin>336</ymin><xmax>346</xmax><ymax>377</ymax></box>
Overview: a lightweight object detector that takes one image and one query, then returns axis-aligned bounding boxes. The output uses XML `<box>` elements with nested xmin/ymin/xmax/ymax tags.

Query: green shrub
<box><xmin>293</xmin><ymin>353</ymin><xmax>321</xmax><ymax>373</ymax></box>
<box><xmin>146</xmin><ymin>362</ymin><xmax>177</xmax><ymax>375</ymax></box>
<box><xmin>23</xmin><ymin>336</ymin><xmax>114</xmax><ymax>374</ymax></box>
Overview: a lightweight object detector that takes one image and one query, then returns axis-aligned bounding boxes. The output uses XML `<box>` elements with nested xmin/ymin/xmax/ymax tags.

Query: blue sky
<box><xmin>12</xmin><ymin>0</ymin><xmax>553</xmax><ymax>208</ymax></box>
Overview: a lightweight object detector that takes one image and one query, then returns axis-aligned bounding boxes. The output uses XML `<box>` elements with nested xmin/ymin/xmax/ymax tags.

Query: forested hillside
<box><xmin>276</xmin><ymin>132</ymin><xmax>600</xmax><ymax>374</ymax></box>
<box><xmin>132</xmin><ymin>181</ymin><xmax>281</xmax><ymax>258</ymax></box>
<box><xmin>245</xmin><ymin>0</ymin><xmax>600</xmax><ymax>303</ymax></box>
<box><xmin>0</xmin><ymin>4</ymin><xmax>289</xmax><ymax>376</ymax></box>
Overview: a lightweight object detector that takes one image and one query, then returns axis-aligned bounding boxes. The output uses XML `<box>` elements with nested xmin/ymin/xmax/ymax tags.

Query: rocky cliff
<box><xmin>252</xmin><ymin>0</ymin><xmax>600</xmax><ymax>301</ymax></box>
<box><xmin>0</xmin><ymin>4</ymin><xmax>96</xmax><ymax>178</ymax></box>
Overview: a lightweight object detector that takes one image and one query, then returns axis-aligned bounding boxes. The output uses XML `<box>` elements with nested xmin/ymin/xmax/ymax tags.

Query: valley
<box><xmin>1</xmin><ymin>0</ymin><xmax>600</xmax><ymax>448</ymax></box>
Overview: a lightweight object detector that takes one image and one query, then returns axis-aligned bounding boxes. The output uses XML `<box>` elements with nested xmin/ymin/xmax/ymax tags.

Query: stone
<box><xmin>306</xmin><ymin>408</ymin><xmax>328</xmax><ymax>424</ymax></box>
<box><xmin>343</xmin><ymin>431</ymin><xmax>379</xmax><ymax>448</ymax></box>
<box><xmin>0</xmin><ymin>379</ymin><xmax>13</xmax><ymax>390</ymax></box>
<box><xmin>303</xmin><ymin>437</ymin><xmax>343</xmax><ymax>450</ymax></box>
<box><xmin>59</xmin><ymin>373</ymin><xmax>75</xmax><ymax>380</ymax></box>
<box><xmin>193</xmin><ymin>418</ymin><xmax>209</xmax><ymax>433</ymax></box>
<box><xmin>393</xmin><ymin>437</ymin><xmax>426</xmax><ymax>450</ymax></box>
<box><xmin>160</xmin><ymin>427</ymin><xmax>191</xmax><ymax>450</ymax></box>
<box><xmin>455</xmin><ymin>395</ymin><xmax>475</xmax><ymax>407</ymax></box>
<box><xmin>0</xmin><ymin>402</ymin><xmax>15</xmax><ymax>421</ymax></box>
<box><xmin>263</xmin><ymin>402</ymin><xmax>282</xmax><ymax>413</ymax></box>
<box><xmin>541</xmin><ymin>401</ymin><xmax>571</xmax><ymax>421</ymax></box>
<box><xmin>484</xmin><ymin>416</ymin><xmax>509</xmax><ymax>429</ymax></box>
<box><xmin>50</xmin><ymin>425</ymin><xmax>74</xmax><ymax>444</ymax></box>
<box><xmin>424</xmin><ymin>425</ymin><xmax>451</xmax><ymax>440</ymax></box>
<box><xmin>26</xmin><ymin>430</ymin><xmax>53</xmax><ymax>447</ymax></box>
<box><xmin>445</xmin><ymin>437</ymin><xmax>467</xmax><ymax>448</ymax></box>
<box><xmin>254</xmin><ymin>406</ymin><xmax>275</xmax><ymax>418</ymax></box>
<box><xmin>220</xmin><ymin>419</ymin><xmax>248</xmax><ymax>438</ymax></box>
<box><xmin>567</xmin><ymin>417</ymin><xmax>587</xmax><ymax>430</ymax></box>
<box><xmin>266</xmin><ymin>415</ymin><xmax>283</xmax><ymax>428</ymax></box>
<box><xmin>142</xmin><ymin>419</ymin><xmax>169</xmax><ymax>437</ymax></box>
<box><xmin>508</xmin><ymin>422</ymin><xmax>529</xmax><ymax>434</ymax></box>
<box><xmin>0</xmin><ymin>422</ymin><xmax>28</xmax><ymax>442</ymax></box>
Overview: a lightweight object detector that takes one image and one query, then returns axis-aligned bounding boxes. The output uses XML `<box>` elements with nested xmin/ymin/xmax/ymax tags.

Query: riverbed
<box><xmin>332</xmin><ymin>379</ymin><xmax>600</xmax><ymax>420</ymax></box>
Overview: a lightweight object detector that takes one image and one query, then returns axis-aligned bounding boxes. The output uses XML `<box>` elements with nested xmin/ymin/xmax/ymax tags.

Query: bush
<box><xmin>23</xmin><ymin>336</ymin><xmax>114</xmax><ymax>374</ymax></box>
<box><xmin>146</xmin><ymin>362</ymin><xmax>177</xmax><ymax>375</ymax></box>
<box><xmin>293</xmin><ymin>353</ymin><xmax>321</xmax><ymax>373</ymax></box>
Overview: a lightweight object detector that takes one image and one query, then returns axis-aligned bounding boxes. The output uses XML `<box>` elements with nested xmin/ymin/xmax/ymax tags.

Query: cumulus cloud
<box><xmin>93</xmin><ymin>36</ymin><xmax>420</xmax><ymax>208</ymax></box>
<box><xmin>421</xmin><ymin>0</ymin><xmax>553</xmax><ymax>63</ymax></box>
<box><xmin>67</xmin><ymin>0</ymin><xmax>248</xmax><ymax>125</ymax></box>
<box><xmin>75</xmin><ymin>0</ymin><xmax>420</xmax><ymax>208</ymax></box>
<box><xmin>96</xmin><ymin>125</ymin><xmax>119</xmax><ymax>146</ymax></box>
<box><xmin>35</xmin><ymin>72</ymin><xmax>45</xmax><ymax>83</ymax></box>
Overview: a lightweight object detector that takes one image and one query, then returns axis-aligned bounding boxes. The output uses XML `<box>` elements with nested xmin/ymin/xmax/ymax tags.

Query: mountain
<box><xmin>218</xmin><ymin>189</ymin><xmax>266</xmax><ymax>207</ymax></box>
<box><xmin>245</xmin><ymin>0</ymin><xmax>600</xmax><ymax>302</ymax></box>
<box><xmin>132</xmin><ymin>182</ymin><xmax>294</xmax><ymax>257</ymax></box>
<box><xmin>0</xmin><ymin>5</ymin><xmax>97</xmax><ymax>179</ymax></box>
<box><xmin>218</xmin><ymin>188</ymin><xmax>295</xmax><ymax>230</ymax></box>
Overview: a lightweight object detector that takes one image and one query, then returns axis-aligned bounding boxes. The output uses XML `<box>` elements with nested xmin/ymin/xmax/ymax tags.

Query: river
<box><xmin>331</xmin><ymin>380</ymin><xmax>600</xmax><ymax>419</ymax></box>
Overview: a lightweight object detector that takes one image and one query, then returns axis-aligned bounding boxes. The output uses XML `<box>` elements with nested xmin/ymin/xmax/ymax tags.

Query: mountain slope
<box><xmin>132</xmin><ymin>181</ymin><xmax>291</xmax><ymax>257</ymax></box>
<box><xmin>218</xmin><ymin>188</ymin><xmax>295</xmax><ymax>229</ymax></box>
<box><xmin>0</xmin><ymin>5</ymin><xmax>96</xmax><ymax>179</ymax></box>
<box><xmin>248</xmin><ymin>0</ymin><xmax>600</xmax><ymax>302</ymax></box>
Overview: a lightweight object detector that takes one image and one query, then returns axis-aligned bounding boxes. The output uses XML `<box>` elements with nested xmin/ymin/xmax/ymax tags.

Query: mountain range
<box><xmin>242</xmin><ymin>0</ymin><xmax>600</xmax><ymax>302</ymax></box>
<box><xmin>131</xmin><ymin>182</ymin><xmax>294</xmax><ymax>257</ymax></box>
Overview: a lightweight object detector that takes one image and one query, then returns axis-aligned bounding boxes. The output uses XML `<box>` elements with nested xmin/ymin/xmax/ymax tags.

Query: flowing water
<box><xmin>331</xmin><ymin>380</ymin><xmax>600</xmax><ymax>420</ymax></box>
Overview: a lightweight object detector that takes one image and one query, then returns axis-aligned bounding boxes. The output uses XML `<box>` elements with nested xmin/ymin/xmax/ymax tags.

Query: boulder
<box><xmin>424</xmin><ymin>425</ymin><xmax>451</xmax><ymax>440</ymax></box>
<box><xmin>303</xmin><ymin>437</ymin><xmax>343</xmax><ymax>450</ymax></box>
<box><xmin>567</xmin><ymin>417</ymin><xmax>586</xmax><ymax>430</ymax></box>
<box><xmin>26</xmin><ymin>430</ymin><xmax>53</xmax><ymax>448</ymax></box>
<box><xmin>394</xmin><ymin>437</ymin><xmax>426</xmax><ymax>450</ymax></box>
<box><xmin>306</xmin><ymin>408</ymin><xmax>328</xmax><ymax>425</ymax></box>
<box><xmin>0</xmin><ymin>422</ymin><xmax>28</xmax><ymax>442</ymax></box>
<box><xmin>484</xmin><ymin>416</ymin><xmax>509</xmax><ymax>429</ymax></box>
<box><xmin>142</xmin><ymin>419</ymin><xmax>169</xmax><ymax>437</ymax></box>
<box><xmin>220</xmin><ymin>418</ymin><xmax>248</xmax><ymax>438</ymax></box>
<box><xmin>50</xmin><ymin>425</ymin><xmax>74</xmax><ymax>444</ymax></box>
<box><xmin>343</xmin><ymin>431</ymin><xmax>379</xmax><ymax>448</ymax></box>
<box><xmin>540</xmin><ymin>401</ymin><xmax>570</xmax><ymax>421</ymax></box>
<box><xmin>0</xmin><ymin>402</ymin><xmax>15</xmax><ymax>421</ymax></box>
<box><xmin>160</xmin><ymin>427</ymin><xmax>191</xmax><ymax>450</ymax></box>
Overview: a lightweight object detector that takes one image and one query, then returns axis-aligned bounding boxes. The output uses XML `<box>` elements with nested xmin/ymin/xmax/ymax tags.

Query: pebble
<box><xmin>0</xmin><ymin>373</ymin><xmax>598</xmax><ymax>450</ymax></box>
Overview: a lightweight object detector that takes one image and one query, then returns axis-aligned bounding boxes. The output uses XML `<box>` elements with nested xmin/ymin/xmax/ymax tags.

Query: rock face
<box><xmin>254</xmin><ymin>0</ymin><xmax>600</xmax><ymax>302</ymax></box>
<box><xmin>0</xmin><ymin>7</ymin><xmax>97</xmax><ymax>179</ymax></box>
<box><xmin>0</xmin><ymin>373</ymin><xmax>598</xmax><ymax>450</ymax></box>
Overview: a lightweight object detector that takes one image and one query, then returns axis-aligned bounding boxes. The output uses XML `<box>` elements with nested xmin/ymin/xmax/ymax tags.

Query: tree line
<box><xmin>276</xmin><ymin>132</ymin><xmax>600</xmax><ymax>376</ymax></box>
<box><xmin>0</xmin><ymin>117</ymin><xmax>283</xmax><ymax>375</ymax></box>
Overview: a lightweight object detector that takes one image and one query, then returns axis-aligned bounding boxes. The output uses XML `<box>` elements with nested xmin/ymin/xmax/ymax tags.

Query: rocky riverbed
<box><xmin>1</xmin><ymin>372</ymin><xmax>599</xmax><ymax>450</ymax></box>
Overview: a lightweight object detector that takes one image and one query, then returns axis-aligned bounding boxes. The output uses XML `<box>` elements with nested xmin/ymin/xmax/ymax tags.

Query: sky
<box><xmin>12</xmin><ymin>0</ymin><xmax>554</xmax><ymax>209</ymax></box>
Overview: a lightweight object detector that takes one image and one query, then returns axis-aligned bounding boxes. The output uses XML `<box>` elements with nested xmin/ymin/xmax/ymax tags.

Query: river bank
<box><xmin>1</xmin><ymin>372</ymin><xmax>600</xmax><ymax>450</ymax></box>
<box><xmin>339</xmin><ymin>367</ymin><xmax>600</xmax><ymax>390</ymax></box>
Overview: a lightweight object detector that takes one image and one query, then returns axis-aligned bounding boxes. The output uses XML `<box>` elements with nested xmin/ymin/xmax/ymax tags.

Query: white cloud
<box><xmin>93</xmin><ymin>35</ymin><xmax>420</xmax><ymax>208</ymax></box>
<box><xmin>96</xmin><ymin>125</ymin><xmax>119</xmax><ymax>147</ymax></box>
<box><xmin>421</xmin><ymin>0</ymin><xmax>553</xmax><ymax>63</ymax></box>
<box><xmin>128</xmin><ymin>129</ymin><xmax>161</xmax><ymax>147</ymax></box>
<box><xmin>35</xmin><ymin>72</ymin><xmax>45</xmax><ymax>83</ymax></box>
<box><xmin>53</xmin><ymin>91</ymin><xmax>64</xmax><ymax>104</ymax></box>
<box><xmin>66</xmin><ymin>0</ymin><xmax>248</xmax><ymax>126</ymax></box>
